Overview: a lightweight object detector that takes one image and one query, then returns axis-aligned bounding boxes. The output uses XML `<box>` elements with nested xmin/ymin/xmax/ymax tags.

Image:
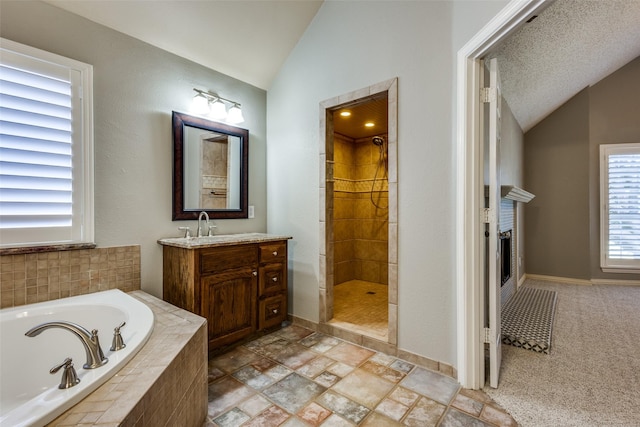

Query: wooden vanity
<box><xmin>158</xmin><ymin>233</ymin><xmax>291</xmax><ymax>352</ymax></box>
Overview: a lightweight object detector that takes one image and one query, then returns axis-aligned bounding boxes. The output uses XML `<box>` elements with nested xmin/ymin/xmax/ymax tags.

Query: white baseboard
<box><xmin>525</xmin><ymin>274</ymin><xmax>640</xmax><ymax>287</ymax></box>
<box><xmin>524</xmin><ymin>274</ymin><xmax>592</xmax><ymax>286</ymax></box>
<box><xmin>591</xmin><ymin>278</ymin><xmax>640</xmax><ymax>286</ymax></box>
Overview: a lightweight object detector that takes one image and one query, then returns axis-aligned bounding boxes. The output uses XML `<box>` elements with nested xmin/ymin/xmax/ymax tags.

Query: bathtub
<box><xmin>0</xmin><ymin>290</ymin><xmax>154</xmax><ymax>427</ymax></box>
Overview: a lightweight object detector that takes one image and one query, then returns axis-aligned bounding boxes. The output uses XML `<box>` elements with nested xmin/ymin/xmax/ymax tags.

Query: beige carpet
<box><xmin>484</xmin><ymin>279</ymin><xmax>640</xmax><ymax>426</ymax></box>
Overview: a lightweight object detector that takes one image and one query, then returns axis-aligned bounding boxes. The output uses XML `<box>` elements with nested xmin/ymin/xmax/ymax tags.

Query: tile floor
<box><xmin>329</xmin><ymin>281</ymin><xmax>388</xmax><ymax>341</ymax></box>
<box><xmin>206</xmin><ymin>325</ymin><xmax>517</xmax><ymax>426</ymax></box>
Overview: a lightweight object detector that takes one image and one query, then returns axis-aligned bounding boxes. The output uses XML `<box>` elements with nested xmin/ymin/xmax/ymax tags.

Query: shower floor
<box><xmin>329</xmin><ymin>280</ymin><xmax>388</xmax><ymax>341</ymax></box>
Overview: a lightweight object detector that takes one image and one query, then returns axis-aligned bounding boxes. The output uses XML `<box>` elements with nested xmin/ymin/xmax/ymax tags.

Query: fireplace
<box><xmin>500</xmin><ymin>230</ymin><xmax>512</xmax><ymax>287</ymax></box>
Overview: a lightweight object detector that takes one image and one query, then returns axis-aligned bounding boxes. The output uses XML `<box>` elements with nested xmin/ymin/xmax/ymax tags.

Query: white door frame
<box><xmin>455</xmin><ymin>0</ymin><xmax>548</xmax><ymax>389</ymax></box>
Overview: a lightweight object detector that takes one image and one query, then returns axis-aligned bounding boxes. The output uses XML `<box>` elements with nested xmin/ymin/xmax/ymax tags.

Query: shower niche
<box><xmin>319</xmin><ymin>78</ymin><xmax>398</xmax><ymax>345</ymax></box>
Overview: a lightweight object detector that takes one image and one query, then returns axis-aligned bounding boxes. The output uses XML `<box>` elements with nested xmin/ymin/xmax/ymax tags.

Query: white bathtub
<box><xmin>0</xmin><ymin>290</ymin><xmax>154</xmax><ymax>427</ymax></box>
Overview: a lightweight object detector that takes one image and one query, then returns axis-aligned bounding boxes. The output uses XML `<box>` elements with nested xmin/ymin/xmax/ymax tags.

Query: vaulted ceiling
<box><xmin>44</xmin><ymin>0</ymin><xmax>640</xmax><ymax>133</ymax></box>
<box><xmin>487</xmin><ymin>0</ymin><xmax>640</xmax><ymax>132</ymax></box>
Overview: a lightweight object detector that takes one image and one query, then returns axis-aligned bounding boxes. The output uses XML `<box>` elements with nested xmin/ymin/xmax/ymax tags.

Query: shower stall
<box><xmin>330</xmin><ymin>131</ymin><xmax>389</xmax><ymax>339</ymax></box>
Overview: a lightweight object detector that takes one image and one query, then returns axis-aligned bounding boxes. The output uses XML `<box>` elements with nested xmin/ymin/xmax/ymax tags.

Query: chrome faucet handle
<box><xmin>110</xmin><ymin>321</ymin><xmax>126</xmax><ymax>351</ymax></box>
<box><xmin>208</xmin><ymin>224</ymin><xmax>217</xmax><ymax>236</ymax></box>
<box><xmin>178</xmin><ymin>226</ymin><xmax>191</xmax><ymax>238</ymax></box>
<box><xmin>50</xmin><ymin>357</ymin><xmax>80</xmax><ymax>389</ymax></box>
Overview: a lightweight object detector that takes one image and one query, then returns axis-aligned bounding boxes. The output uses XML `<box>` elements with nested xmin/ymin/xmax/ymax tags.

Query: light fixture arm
<box><xmin>193</xmin><ymin>88</ymin><xmax>241</xmax><ymax>109</ymax></box>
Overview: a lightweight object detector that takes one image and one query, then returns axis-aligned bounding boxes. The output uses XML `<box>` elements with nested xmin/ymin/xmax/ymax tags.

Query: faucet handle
<box><xmin>178</xmin><ymin>226</ymin><xmax>191</xmax><ymax>238</ymax></box>
<box><xmin>208</xmin><ymin>224</ymin><xmax>217</xmax><ymax>237</ymax></box>
<box><xmin>110</xmin><ymin>322</ymin><xmax>126</xmax><ymax>351</ymax></box>
<box><xmin>50</xmin><ymin>357</ymin><xmax>80</xmax><ymax>389</ymax></box>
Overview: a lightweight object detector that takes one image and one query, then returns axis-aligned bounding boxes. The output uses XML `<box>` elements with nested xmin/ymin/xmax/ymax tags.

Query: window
<box><xmin>0</xmin><ymin>38</ymin><xmax>93</xmax><ymax>248</ymax></box>
<box><xmin>600</xmin><ymin>143</ymin><xmax>640</xmax><ymax>272</ymax></box>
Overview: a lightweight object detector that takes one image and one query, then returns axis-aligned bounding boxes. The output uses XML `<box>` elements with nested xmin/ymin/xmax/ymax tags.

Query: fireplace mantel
<box><xmin>501</xmin><ymin>186</ymin><xmax>535</xmax><ymax>203</ymax></box>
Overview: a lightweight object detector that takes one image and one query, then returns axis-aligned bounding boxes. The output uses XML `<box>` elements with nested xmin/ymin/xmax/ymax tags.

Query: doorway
<box><xmin>456</xmin><ymin>0</ymin><xmax>548</xmax><ymax>389</ymax></box>
<box><xmin>319</xmin><ymin>78</ymin><xmax>398</xmax><ymax>346</ymax></box>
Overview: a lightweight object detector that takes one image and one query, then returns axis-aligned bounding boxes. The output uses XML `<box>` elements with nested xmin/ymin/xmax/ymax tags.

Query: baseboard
<box><xmin>525</xmin><ymin>274</ymin><xmax>640</xmax><ymax>287</ymax></box>
<box><xmin>525</xmin><ymin>274</ymin><xmax>592</xmax><ymax>286</ymax></box>
<box><xmin>517</xmin><ymin>274</ymin><xmax>526</xmax><ymax>288</ymax></box>
<box><xmin>590</xmin><ymin>278</ymin><xmax>640</xmax><ymax>286</ymax></box>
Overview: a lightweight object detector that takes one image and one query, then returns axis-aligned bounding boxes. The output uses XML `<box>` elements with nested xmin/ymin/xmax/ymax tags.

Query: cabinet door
<box><xmin>202</xmin><ymin>267</ymin><xmax>257</xmax><ymax>348</ymax></box>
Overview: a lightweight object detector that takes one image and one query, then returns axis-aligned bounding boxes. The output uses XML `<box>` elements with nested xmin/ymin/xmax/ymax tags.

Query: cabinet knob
<box><xmin>252</xmin><ymin>271</ymin><xmax>258</xmax><ymax>276</ymax></box>
<box><xmin>272</xmin><ymin>309</ymin><xmax>278</xmax><ymax>314</ymax></box>
<box><xmin>272</xmin><ymin>277</ymin><xmax>278</xmax><ymax>282</ymax></box>
<box><xmin>272</xmin><ymin>251</ymin><xmax>278</xmax><ymax>256</ymax></box>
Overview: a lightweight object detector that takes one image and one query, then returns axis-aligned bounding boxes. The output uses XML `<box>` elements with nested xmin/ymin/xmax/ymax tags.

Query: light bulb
<box><xmin>210</xmin><ymin>99</ymin><xmax>227</xmax><ymax>120</ymax></box>
<box><xmin>192</xmin><ymin>94</ymin><xmax>209</xmax><ymax>115</ymax></box>
<box><xmin>227</xmin><ymin>104</ymin><xmax>244</xmax><ymax>124</ymax></box>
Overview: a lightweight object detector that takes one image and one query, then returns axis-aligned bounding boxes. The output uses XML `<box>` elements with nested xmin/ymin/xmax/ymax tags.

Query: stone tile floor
<box><xmin>205</xmin><ymin>325</ymin><xmax>518</xmax><ymax>426</ymax></box>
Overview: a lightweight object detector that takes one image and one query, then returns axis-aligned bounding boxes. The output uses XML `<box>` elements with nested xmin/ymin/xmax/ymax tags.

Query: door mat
<box><xmin>501</xmin><ymin>287</ymin><xmax>557</xmax><ymax>354</ymax></box>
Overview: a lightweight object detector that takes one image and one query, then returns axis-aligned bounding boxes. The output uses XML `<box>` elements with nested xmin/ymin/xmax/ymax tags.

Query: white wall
<box><xmin>267</xmin><ymin>1</ymin><xmax>508</xmax><ymax>367</ymax></box>
<box><xmin>0</xmin><ymin>0</ymin><xmax>268</xmax><ymax>298</ymax></box>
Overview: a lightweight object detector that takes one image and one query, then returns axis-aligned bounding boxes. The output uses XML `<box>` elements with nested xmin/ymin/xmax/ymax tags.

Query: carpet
<box><xmin>485</xmin><ymin>280</ymin><xmax>640</xmax><ymax>426</ymax></box>
<box><xmin>501</xmin><ymin>286</ymin><xmax>557</xmax><ymax>354</ymax></box>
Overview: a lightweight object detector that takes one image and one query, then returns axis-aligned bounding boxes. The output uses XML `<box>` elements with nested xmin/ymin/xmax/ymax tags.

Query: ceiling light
<box><xmin>365</xmin><ymin>122</ymin><xmax>375</xmax><ymax>128</ymax></box>
<box><xmin>340</xmin><ymin>111</ymin><xmax>351</xmax><ymax>117</ymax></box>
<box><xmin>191</xmin><ymin>88</ymin><xmax>244</xmax><ymax>124</ymax></box>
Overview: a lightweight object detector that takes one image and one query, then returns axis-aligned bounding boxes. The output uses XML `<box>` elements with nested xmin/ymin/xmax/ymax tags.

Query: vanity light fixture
<box><xmin>191</xmin><ymin>88</ymin><xmax>244</xmax><ymax>124</ymax></box>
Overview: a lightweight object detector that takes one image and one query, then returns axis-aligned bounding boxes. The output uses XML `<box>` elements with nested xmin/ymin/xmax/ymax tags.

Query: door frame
<box><xmin>455</xmin><ymin>0</ymin><xmax>548</xmax><ymax>389</ymax></box>
<box><xmin>319</xmin><ymin>78</ymin><xmax>399</xmax><ymax>346</ymax></box>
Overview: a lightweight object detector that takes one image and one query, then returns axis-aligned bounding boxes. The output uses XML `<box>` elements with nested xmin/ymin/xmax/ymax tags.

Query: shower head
<box><xmin>372</xmin><ymin>136</ymin><xmax>385</xmax><ymax>146</ymax></box>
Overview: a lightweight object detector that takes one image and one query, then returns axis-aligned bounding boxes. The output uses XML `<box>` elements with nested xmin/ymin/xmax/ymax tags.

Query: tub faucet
<box><xmin>197</xmin><ymin>211</ymin><xmax>209</xmax><ymax>237</ymax></box>
<box><xmin>25</xmin><ymin>321</ymin><xmax>108</xmax><ymax>369</ymax></box>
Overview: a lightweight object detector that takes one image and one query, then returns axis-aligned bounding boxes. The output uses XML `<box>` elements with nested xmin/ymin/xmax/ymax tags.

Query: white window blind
<box><xmin>600</xmin><ymin>143</ymin><xmax>640</xmax><ymax>272</ymax></box>
<box><xmin>0</xmin><ymin>38</ymin><xmax>93</xmax><ymax>248</ymax></box>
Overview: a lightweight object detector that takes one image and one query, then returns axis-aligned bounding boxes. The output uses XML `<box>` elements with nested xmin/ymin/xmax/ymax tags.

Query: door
<box><xmin>483</xmin><ymin>58</ymin><xmax>502</xmax><ymax>388</ymax></box>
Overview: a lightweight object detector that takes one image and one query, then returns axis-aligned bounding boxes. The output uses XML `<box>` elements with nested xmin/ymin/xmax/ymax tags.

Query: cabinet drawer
<box><xmin>259</xmin><ymin>263</ymin><xmax>286</xmax><ymax>296</ymax></box>
<box><xmin>259</xmin><ymin>294</ymin><xmax>287</xmax><ymax>330</ymax></box>
<box><xmin>259</xmin><ymin>242</ymin><xmax>286</xmax><ymax>263</ymax></box>
<box><xmin>200</xmin><ymin>246</ymin><xmax>258</xmax><ymax>274</ymax></box>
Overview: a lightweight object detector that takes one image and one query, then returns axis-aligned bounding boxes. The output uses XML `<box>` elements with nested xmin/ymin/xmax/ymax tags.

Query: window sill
<box><xmin>602</xmin><ymin>266</ymin><xmax>640</xmax><ymax>274</ymax></box>
<box><xmin>0</xmin><ymin>243</ymin><xmax>97</xmax><ymax>256</ymax></box>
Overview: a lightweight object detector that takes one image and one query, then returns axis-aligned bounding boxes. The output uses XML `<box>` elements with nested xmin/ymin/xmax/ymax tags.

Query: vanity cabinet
<box><xmin>160</xmin><ymin>234</ymin><xmax>290</xmax><ymax>352</ymax></box>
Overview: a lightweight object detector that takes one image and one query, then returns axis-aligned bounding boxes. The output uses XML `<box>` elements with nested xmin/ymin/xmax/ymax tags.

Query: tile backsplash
<box><xmin>0</xmin><ymin>245</ymin><xmax>141</xmax><ymax>309</ymax></box>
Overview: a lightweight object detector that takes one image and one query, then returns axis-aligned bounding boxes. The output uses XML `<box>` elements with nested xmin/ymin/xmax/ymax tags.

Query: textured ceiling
<box><xmin>487</xmin><ymin>0</ymin><xmax>640</xmax><ymax>132</ymax></box>
<box><xmin>43</xmin><ymin>0</ymin><xmax>323</xmax><ymax>90</ymax></box>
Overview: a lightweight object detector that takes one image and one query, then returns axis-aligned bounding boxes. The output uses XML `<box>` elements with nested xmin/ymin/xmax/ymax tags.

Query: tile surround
<box><xmin>46</xmin><ymin>291</ymin><xmax>207</xmax><ymax>426</ymax></box>
<box><xmin>320</xmin><ymin>78</ymin><xmax>399</xmax><ymax>349</ymax></box>
<box><xmin>206</xmin><ymin>324</ymin><xmax>518</xmax><ymax>426</ymax></box>
<box><xmin>0</xmin><ymin>245</ymin><xmax>141</xmax><ymax>308</ymax></box>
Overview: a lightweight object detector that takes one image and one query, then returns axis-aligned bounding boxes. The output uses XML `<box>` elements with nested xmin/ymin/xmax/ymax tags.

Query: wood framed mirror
<box><xmin>172</xmin><ymin>111</ymin><xmax>248</xmax><ymax>220</ymax></box>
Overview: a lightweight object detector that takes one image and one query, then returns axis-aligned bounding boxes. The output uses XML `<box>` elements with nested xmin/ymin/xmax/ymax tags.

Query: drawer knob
<box><xmin>272</xmin><ymin>277</ymin><xmax>278</xmax><ymax>282</ymax></box>
<box><xmin>272</xmin><ymin>251</ymin><xmax>278</xmax><ymax>256</ymax></box>
<box><xmin>252</xmin><ymin>271</ymin><xmax>258</xmax><ymax>276</ymax></box>
<box><xmin>272</xmin><ymin>309</ymin><xmax>278</xmax><ymax>314</ymax></box>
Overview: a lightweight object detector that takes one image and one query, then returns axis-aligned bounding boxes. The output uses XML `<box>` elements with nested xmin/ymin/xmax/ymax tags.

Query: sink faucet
<box><xmin>25</xmin><ymin>321</ymin><xmax>108</xmax><ymax>369</ymax></box>
<box><xmin>197</xmin><ymin>211</ymin><xmax>209</xmax><ymax>237</ymax></box>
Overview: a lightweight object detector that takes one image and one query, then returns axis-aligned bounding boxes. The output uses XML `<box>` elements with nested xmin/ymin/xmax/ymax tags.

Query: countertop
<box><xmin>157</xmin><ymin>232</ymin><xmax>292</xmax><ymax>249</ymax></box>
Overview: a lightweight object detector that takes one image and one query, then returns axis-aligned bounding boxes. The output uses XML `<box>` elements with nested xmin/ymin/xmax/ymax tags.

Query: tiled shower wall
<box><xmin>333</xmin><ymin>134</ymin><xmax>389</xmax><ymax>285</ymax></box>
<box><xmin>0</xmin><ymin>245</ymin><xmax>141</xmax><ymax>309</ymax></box>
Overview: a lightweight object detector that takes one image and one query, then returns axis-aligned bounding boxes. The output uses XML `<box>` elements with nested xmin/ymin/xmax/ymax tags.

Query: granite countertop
<box><xmin>157</xmin><ymin>232</ymin><xmax>292</xmax><ymax>249</ymax></box>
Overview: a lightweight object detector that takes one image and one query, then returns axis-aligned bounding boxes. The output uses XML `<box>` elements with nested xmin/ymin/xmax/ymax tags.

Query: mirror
<box><xmin>172</xmin><ymin>111</ymin><xmax>248</xmax><ymax>220</ymax></box>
